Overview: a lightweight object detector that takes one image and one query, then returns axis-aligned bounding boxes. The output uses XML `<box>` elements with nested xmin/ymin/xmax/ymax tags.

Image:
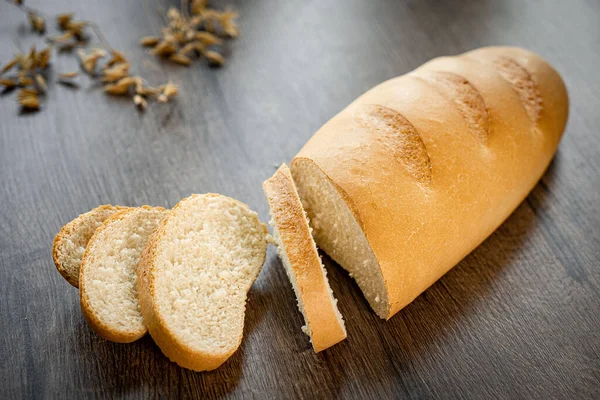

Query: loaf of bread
<box><xmin>137</xmin><ymin>194</ymin><xmax>268</xmax><ymax>371</ymax></box>
<box><xmin>291</xmin><ymin>46</ymin><xmax>568</xmax><ymax>319</ymax></box>
<box><xmin>263</xmin><ymin>164</ymin><xmax>346</xmax><ymax>352</ymax></box>
<box><xmin>80</xmin><ymin>206</ymin><xmax>167</xmax><ymax>342</ymax></box>
<box><xmin>53</xmin><ymin>205</ymin><xmax>128</xmax><ymax>288</ymax></box>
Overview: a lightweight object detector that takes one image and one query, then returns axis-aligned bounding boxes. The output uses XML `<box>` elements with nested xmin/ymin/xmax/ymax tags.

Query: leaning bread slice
<box><xmin>80</xmin><ymin>206</ymin><xmax>167</xmax><ymax>343</ymax></box>
<box><xmin>263</xmin><ymin>164</ymin><xmax>346</xmax><ymax>352</ymax></box>
<box><xmin>138</xmin><ymin>194</ymin><xmax>268</xmax><ymax>371</ymax></box>
<box><xmin>53</xmin><ymin>205</ymin><xmax>128</xmax><ymax>288</ymax></box>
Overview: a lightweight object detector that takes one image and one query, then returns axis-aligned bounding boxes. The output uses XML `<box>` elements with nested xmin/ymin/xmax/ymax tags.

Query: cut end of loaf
<box><xmin>80</xmin><ymin>206</ymin><xmax>167</xmax><ymax>343</ymax></box>
<box><xmin>263</xmin><ymin>164</ymin><xmax>347</xmax><ymax>352</ymax></box>
<box><xmin>290</xmin><ymin>158</ymin><xmax>390</xmax><ymax>319</ymax></box>
<box><xmin>138</xmin><ymin>194</ymin><xmax>268</xmax><ymax>371</ymax></box>
<box><xmin>53</xmin><ymin>205</ymin><xmax>127</xmax><ymax>288</ymax></box>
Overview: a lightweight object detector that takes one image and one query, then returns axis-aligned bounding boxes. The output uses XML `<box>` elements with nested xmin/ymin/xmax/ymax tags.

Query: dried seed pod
<box><xmin>204</xmin><ymin>50</ymin><xmax>224</xmax><ymax>66</ymax></box>
<box><xmin>48</xmin><ymin>31</ymin><xmax>74</xmax><ymax>44</ymax></box>
<box><xmin>78</xmin><ymin>49</ymin><xmax>106</xmax><ymax>75</ymax></box>
<box><xmin>28</xmin><ymin>12</ymin><xmax>46</xmax><ymax>34</ymax></box>
<box><xmin>219</xmin><ymin>8</ymin><xmax>240</xmax><ymax>24</ymax></box>
<box><xmin>35</xmin><ymin>74</ymin><xmax>47</xmax><ymax>92</ymax></box>
<box><xmin>0</xmin><ymin>78</ymin><xmax>17</xmax><ymax>89</ymax></box>
<box><xmin>179</xmin><ymin>41</ymin><xmax>205</xmax><ymax>56</ymax></box>
<box><xmin>36</xmin><ymin>47</ymin><xmax>51</xmax><ymax>69</ymax></box>
<box><xmin>169</xmin><ymin>53</ymin><xmax>192</xmax><ymax>66</ymax></box>
<box><xmin>104</xmin><ymin>76</ymin><xmax>136</xmax><ymax>95</ymax></box>
<box><xmin>157</xmin><ymin>82</ymin><xmax>178</xmax><ymax>103</ymax></box>
<box><xmin>18</xmin><ymin>88</ymin><xmax>39</xmax><ymax>98</ymax></box>
<box><xmin>56</xmin><ymin>13</ymin><xmax>74</xmax><ymax>30</ymax></box>
<box><xmin>194</xmin><ymin>31</ymin><xmax>222</xmax><ymax>46</ymax></box>
<box><xmin>66</xmin><ymin>21</ymin><xmax>88</xmax><ymax>39</ymax></box>
<box><xmin>22</xmin><ymin>45</ymin><xmax>37</xmax><ymax>70</ymax></box>
<box><xmin>140</xmin><ymin>36</ymin><xmax>160</xmax><ymax>47</ymax></box>
<box><xmin>133</xmin><ymin>94</ymin><xmax>147</xmax><ymax>109</ymax></box>
<box><xmin>189</xmin><ymin>15</ymin><xmax>203</xmax><ymax>27</ymax></box>
<box><xmin>162</xmin><ymin>82</ymin><xmax>178</xmax><ymax>97</ymax></box>
<box><xmin>106</xmin><ymin>50</ymin><xmax>128</xmax><ymax>68</ymax></box>
<box><xmin>58</xmin><ymin>71</ymin><xmax>78</xmax><ymax>79</ymax></box>
<box><xmin>191</xmin><ymin>0</ymin><xmax>208</xmax><ymax>15</ymax></box>
<box><xmin>1</xmin><ymin>55</ymin><xmax>22</xmax><ymax>75</ymax></box>
<box><xmin>150</xmin><ymin>41</ymin><xmax>177</xmax><ymax>57</ymax></box>
<box><xmin>167</xmin><ymin>7</ymin><xmax>182</xmax><ymax>21</ymax></box>
<box><xmin>222</xmin><ymin>20</ymin><xmax>239</xmax><ymax>38</ymax></box>
<box><xmin>172</xmin><ymin>31</ymin><xmax>187</xmax><ymax>44</ymax></box>
<box><xmin>18</xmin><ymin>90</ymin><xmax>40</xmax><ymax>110</ymax></box>
<box><xmin>136</xmin><ymin>85</ymin><xmax>159</xmax><ymax>97</ymax></box>
<box><xmin>102</xmin><ymin>62</ymin><xmax>130</xmax><ymax>82</ymax></box>
<box><xmin>19</xmin><ymin>75</ymin><xmax>34</xmax><ymax>86</ymax></box>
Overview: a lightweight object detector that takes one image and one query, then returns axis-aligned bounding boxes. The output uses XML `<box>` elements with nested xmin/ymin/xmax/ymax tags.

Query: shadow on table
<box><xmin>71</xmin><ymin>285</ymin><xmax>267</xmax><ymax>398</ymax></box>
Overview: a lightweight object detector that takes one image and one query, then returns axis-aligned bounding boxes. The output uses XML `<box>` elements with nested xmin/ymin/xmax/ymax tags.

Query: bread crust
<box><xmin>292</xmin><ymin>46</ymin><xmax>569</xmax><ymax>319</ymax></box>
<box><xmin>137</xmin><ymin>194</ymin><xmax>268</xmax><ymax>371</ymax></box>
<box><xmin>263</xmin><ymin>164</ymin><xmax>347</xmax><ymax>352</ymax></box>
<box><xmin>53</xmin><ymin>205</ymin><xmax>127</xmax><ymax>288</ymax></box>
<box><xmin>80</xmin><ymin>206</ymin><xmax>165</xmax><ymax>343</ymax></box>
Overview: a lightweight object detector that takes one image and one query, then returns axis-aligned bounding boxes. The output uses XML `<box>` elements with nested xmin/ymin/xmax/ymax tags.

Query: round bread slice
<box><xmin>80</xmin><ymin>206</ymin><xmax>167</xmax><ymax>343</ymax></box>
<box><xmin>137</xmin><ymin>194</ymin><xmax>268</xmax><ymax>371</ymax></box>
<box><xmin>263</xmin><ymin>164</ymin><xmax>347</xmax><ymax>352</ymax></box>
<box><xmin>53</xmin><ymin>205</ymin><xmax>128</xmax><ymax>288</ymax></box>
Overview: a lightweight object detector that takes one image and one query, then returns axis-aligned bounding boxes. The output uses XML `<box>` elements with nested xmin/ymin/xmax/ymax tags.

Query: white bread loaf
<box><xmin>263</xmin><ymin>164</ymin><xmax>346</xmax><ymax>352</ymax></box>
<box><xmin>53</xmin><ymin>205</ymin><xmax>127</xmax><ymax>288</ymax></box>
<box><xmin>79</xmin><ymin>206</ymin><xmax>167</xmax><ymax>342</ymax></box>
<box><xmin>137</xmin><ymin>194</ymin><xmax>268</xmax><ymax>371</ymax></box>
<box><xmin>291</xmin><ymin>46</ymin><xmax>569</xmax><ymax>319</ymax></box>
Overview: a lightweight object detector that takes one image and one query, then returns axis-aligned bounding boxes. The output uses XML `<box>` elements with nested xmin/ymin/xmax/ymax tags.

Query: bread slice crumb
<box><xmin>137</xmin><ymin>193</ymin><xmax>268</xmax><ymax>371</ymax></box>
<box><xmin>53</xmin><ymin>205</ymin><xmax>128</xmax><ymax>288</ymax></box>
<box><xmin>80</xmin><ymin>206</ymin><xmax>167</xmax><ymax>343</ymax></box>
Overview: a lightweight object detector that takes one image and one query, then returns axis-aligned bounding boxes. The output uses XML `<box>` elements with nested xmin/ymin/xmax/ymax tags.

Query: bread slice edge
<box><xmin>263</xmin><ymin>164</ymin><xmax>347</xmax><ymax>352</ymax></box>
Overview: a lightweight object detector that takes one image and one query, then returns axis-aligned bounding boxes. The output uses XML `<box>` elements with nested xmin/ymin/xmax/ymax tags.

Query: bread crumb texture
<box><xmin>53</xmin><ymin>205</ymin><xmax>126</xmax><ymax>287</ymax></box>
<box><xmin>80</xmin><ymin>206</ymin><xmax>166</xmax><ymax>342</ymax></box>
<box><xmin>148</xmin><ymin>194</ymin><xmax>267</xmax><ymax>367</ymax></box>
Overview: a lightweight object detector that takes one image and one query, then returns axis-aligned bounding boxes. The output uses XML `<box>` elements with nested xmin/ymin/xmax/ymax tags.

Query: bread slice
<box><xmin>80</xmin><ymin>206</ymin><xmax>167</xmax><ymax>343</ymax></box>
<box><xmin>53</xmin><ymin>205</ymin><xmax>127</xmax><ymax>288</ymax></box>
<box><xmin>263</xmin><ymin>164</ymin><xmax>346</xmax><ymax>352</ymax></box>
<box><xmin>137</xmin><ymin>194</ymin><xmax>268</xmax><ymax>371</ymax></box>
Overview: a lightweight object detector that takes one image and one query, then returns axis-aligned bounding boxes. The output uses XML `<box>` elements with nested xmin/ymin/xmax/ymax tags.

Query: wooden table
<box><xmin>1</xmin><ymin>0</ymin><xmax>599</xmax><ymax>398</ymax></box>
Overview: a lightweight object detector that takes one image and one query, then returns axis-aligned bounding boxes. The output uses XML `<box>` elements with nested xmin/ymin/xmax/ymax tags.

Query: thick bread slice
<box><xmin>263</xmin><ymin>164</ymin><xmax>346</xmax><ymax>352</ymax></box>
<box><xmin>137</xmin><ymin>194</ymin><xmax>268</xmax><ymax>371</ymax></box>
<box><xmin>53</xmin><ymin>205</ymin><xmax>127</xmax><ymax>288</ymax></box>
<box><xmin>80</xmin><ymin>206</ymin><xmax>167</xmax><ymax>343</ymax></box>
<box><xmin>291</xmin><ymin>46</ymin><xmax>568</xmax><ymax>320</ymax></box>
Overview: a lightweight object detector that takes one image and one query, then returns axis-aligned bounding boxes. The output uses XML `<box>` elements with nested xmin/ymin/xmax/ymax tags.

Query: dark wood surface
<box><xmin>1</xmin><ymin>0</ymin><xmax>599</xmax><ymax>398</ymax></box>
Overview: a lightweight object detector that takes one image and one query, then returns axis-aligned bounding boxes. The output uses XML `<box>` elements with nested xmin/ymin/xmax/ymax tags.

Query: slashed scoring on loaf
<box><xmin>354</xmin><ymin>104</ymin><xmax>432</xmax><ymax>185</ymax></box>
<box><xmin>469</xmin><ymin>54</ymin><xmax>542</xmax><ymax>124</ymax></box>
<box><xmin>414</xmin><ymin>71</ymin><xmax>490</xmax><ymax>144</ymax></box>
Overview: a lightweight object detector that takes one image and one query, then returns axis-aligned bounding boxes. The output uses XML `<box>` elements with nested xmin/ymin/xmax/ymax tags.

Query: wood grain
<box><xmin>1</xmin><ymin>0</ymin><xmax>599</xmax><ymax>398</ymax></box>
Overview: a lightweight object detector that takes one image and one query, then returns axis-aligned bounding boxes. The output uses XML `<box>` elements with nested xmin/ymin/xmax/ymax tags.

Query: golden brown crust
<box><xmin>137</xmin><ymin>194</ymin><xmax>267</xmax><ymax>371</ymax></box>
<box><xmin>80</xmin><ymin>206</ymin><xmax>165</xmax><ymax>343</ymax></box>
<box><xmin>292</xmin><ymin>46</ymin><xmax>569</xmax><ymax>319</ymax></box>
<box><xmin>52</xmin><ymin>205</ymin><xmax>127</xmax><ymax>288</ymax></box>
<box><xmin>263</xmin><ymin>164</ymin><xmax>346</xmax><ymax>352</ymax></box>
<box><xmin>412</xmin><ymin>70</ymin><xmax>490</xmax><ymax>144</ymax></box>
